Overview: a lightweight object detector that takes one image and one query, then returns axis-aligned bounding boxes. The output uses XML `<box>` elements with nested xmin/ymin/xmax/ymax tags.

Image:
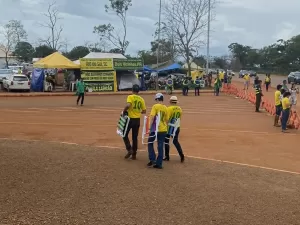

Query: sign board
<box><xmin>81</xmin><ymin>71</ymin><xmax>114</xmax><ymax>81</ymax></box>
<box><xmin>85</xmin><ymin>81</ymin><xmax>114</xmax><ymax>92</ymax></box>
<box><xmin>80</xmin><ymin>58</ymin><xmax>113</xmax><ymax>70</ymax></box>
<box><xmin>113</xmin><ymin>59</ymin><xmax>143</xmax><ymax>70</ymax></box>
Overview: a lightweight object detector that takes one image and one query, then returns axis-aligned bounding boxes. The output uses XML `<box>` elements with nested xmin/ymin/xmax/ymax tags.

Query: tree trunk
<box><xmin>186</xmin><ymin>50</ymin><xmax>191</xmax><ymax>77</ymax></box>
<box><xmin>5</xmin><ymin>52</ymin><xmax>8</xmax><ymax>68</ymax></box>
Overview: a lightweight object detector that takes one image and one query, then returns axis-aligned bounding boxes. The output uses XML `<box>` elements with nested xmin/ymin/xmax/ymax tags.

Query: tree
<box><xmin>66</xmin><ymin>46</ymin><xmax>90</xmax><ymax>60</ymax></box>
<box><xmin>34</xmin><ymin>45</ymin><xmax>55</xmax><ymax>58</ymax></box>
<box><xmin>162</xmin><ymin>0</ymin><xmax>214</xmax><ymax>76</ymax></box>
<box><xmin>0</xmin><ymin>20</ymin><xmax>27</xmax><ymax>67</ymax></box>
<box><xmin>93</xmin><ymin>0</ymin><xmax>132</xmax><ymax>54</ymax></box>
<box><xmin>14</xmin><ymin>42</ymin><xmax>35</xmax><ymax>62</ymax></box>
<box><xmin>213</xmin><ymin>56</ymin><xmax>227</xmax><ymax>69</ymax></box>
<box><xmin>193</xmin><ymin>55</ymin><xmax>206</xmax><ymax>68</ymax></box>
<box><xmin>39</xmin><ymin>1</ymin><xmax>63</xmax><ymax>50</ymax></box>
<box><xmin>228</xmin><ymin>43</ymin><xmax>252</xmax><ymax>68</ymax></box>
<box><xmin>137</xmin><ymin>50</ymin><xmax>157</xmax><ymax>65</ymax></box>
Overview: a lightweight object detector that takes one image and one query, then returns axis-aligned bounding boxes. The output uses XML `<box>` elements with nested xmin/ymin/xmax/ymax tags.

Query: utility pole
<box><xmin>156</xmin><ymin>0</ymin><xmax>162</xmax><ymax>91</ymax></box>
<box><xmin>206</xmin><ymin>0</ymin><xmax>211</xmax><ymax>76</ymax></box>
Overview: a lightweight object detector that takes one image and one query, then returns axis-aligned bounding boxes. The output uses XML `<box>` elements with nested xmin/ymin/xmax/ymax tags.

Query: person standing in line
<box><xmin>281</xmin><ymin>80</ymin><xmax>289</xmax><ymax>92</ymax></box>
<box><xmin>281</xmin><ymin>91</ymin><xmax>291</xmax><ymax>133</ymax></box>
<box><xmin>254</xmin><ymin>80</ymin><xmax>263</xmax><ymax>112</ymax></box>
<box><xmin>166</xmin><ymin>75</ymin><xmax>173</xmax><ymax>94</ymax></box>
<box><xmin>227</xmin><ymin>73</ymin><xmax>232</xmax><ymax>87</ymax></box>
<box><xmin>219</xmin><ymin>70</ymin><xmax>224</xmax><ymax>83</ymax></box>
<box><xmin>163</xmin><ymin>96</ymin><xmax>185</xmax><ymax>162</ymax></box>
<box><xmin>122</xmin><ymin>84</ymin><xmax>146</xmax><ymax>160</ymax></box>
<box><xmin>147</xmin><ymin>93</ymin><xmax>169</xmax><ymax>169</ymax></box>
<box><xmin>265</xmin><ymin>74</ymin><xmax>271</xmax><ymax>92</ymax></box>
<box><xmin>289</xmin><ymin>83</ymin><xmax>299</xmax><ymax>111</ymax></box>
<box><xmin>274</xmin><ymin>84</ymin><xmax>283</xmax><ymax>127</ymax></box>
<box><xmin>194</xmin><ymin>76</ymin><xmax>200</xmax><ymax>96</ymax></box>
<box><xmin>243</xmin><ymin>73</ymin><xmax>250</xmax><ymax>90</ymax></box>
<box><xmin>76</xmin><ymin>78</ymin><xmax>85</xmax><ymax>106</ymax></box>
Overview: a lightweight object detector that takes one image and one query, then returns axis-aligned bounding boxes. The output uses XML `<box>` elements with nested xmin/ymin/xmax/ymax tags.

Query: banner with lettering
<box><xmin>113</xmin><ymin>59</ymin><xmax>143</xmax><ymax>70</ymax></box>
<box><xmin>80</xmin><ymin>58</ymin><xmax>113</xmax><ymax>70</ymax></box>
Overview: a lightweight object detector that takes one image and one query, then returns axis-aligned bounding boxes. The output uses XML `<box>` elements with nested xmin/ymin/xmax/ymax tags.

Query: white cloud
<box><xmin>0</xmin><ymin>0</ymin><xmax>300</xmax><ymax>56</ymax></box>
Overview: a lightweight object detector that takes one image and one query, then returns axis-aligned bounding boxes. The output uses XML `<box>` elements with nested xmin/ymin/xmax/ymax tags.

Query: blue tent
<box><xmin>31</xmin><ymin>68</ymin><xmax>45</xmax><ymax>92</ymax></box>
<box><xmin>158</xmin><ymin>63</ymin><xmax>181</xmax><ymax>72</ymax></box>
<box><xmin>143</xmin><ymin>65</ymin><xmax>156</xmax><ymax>72</ymax></box>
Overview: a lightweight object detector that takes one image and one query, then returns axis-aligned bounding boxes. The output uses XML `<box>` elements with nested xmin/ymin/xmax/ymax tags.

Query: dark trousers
<box><xmin>148</xmin><ymin>132</ymin><xmax>166</xmax><ymax>167</ymax></box>
<box><xmin>214</xmin><ymin>87</ymin><xmax>220</xmax><ymax>96</ymax></box>
<box><xmin>194</xmin><ymin>87</ymin><xmax>200</xmax><ymax>96</ymax></box>
<box><xmin>164</xmin><ymin>128</ymin><xmax>184</xmax><ymax>158</ymax></box>
<box><xmin>123</xmin><ymin>118</ymin><xmax>140</xmax><ymax>154</ymax></box>
<box><xmin>265</xmin><ymin>82</ymin><xmax>270</xmax><ymax>91</ymax></box>
<box><xmin>77</xmin><ymin>93</ymin><xmax>84</xmax><ymax>105</ymax></box>
<box><xmin>255</xmin><ymin>94</ymin><xmax>262</xmax><ymax>111</ymax></box>
<box><xmin>182</xmin><ymin>86</ymin><xmax>188</xmax><ymax>96</ymax></box>
<box><xmin>281</xmin><ymin>109</ymin><xmax>290</xmax><ymax>130</ymax></box>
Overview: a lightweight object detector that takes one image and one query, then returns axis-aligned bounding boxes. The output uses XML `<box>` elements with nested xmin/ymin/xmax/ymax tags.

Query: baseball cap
<box><xmin>155</xmin><ymin>93</ymin><xmax>164</xmax><ymax>100</ymax></box>
<box><xmin>170</xmin><ymin>96</ymin><xmax>178</xmax><ymax>102</ymax></box>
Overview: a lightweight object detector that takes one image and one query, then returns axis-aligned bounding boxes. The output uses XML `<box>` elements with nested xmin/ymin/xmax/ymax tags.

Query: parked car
<box><xmin>2</xmin><ymin>74</ymin><xmax>31</xmax><ymax>92</ymax></box>
<box><xmin>239</xmin><ymin>70</ymin><xmax>248</xmax><ymax>78</ymax></box>
<box><xmin>288</xmin><ymin>71</ymin><xmax>300</xmax><ymax>84</ymax></box>
<box><xmin>227</xmin><ymin>70</ymin><xmax>235</xmax><ymax>76</ymax></box>
<box><xmin>0</xmin><ymin>69</ymin><xmax>13</xmax><ymax>82</ymax></box>
<box><xmin>248</xmin><ymin>70</ymin><xmax>257</xmax><ymax>77</ymax></box>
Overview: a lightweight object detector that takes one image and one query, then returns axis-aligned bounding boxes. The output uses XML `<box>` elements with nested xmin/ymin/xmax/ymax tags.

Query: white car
<box><xmin>2</xmin><ymin>74</ymin><xmax>30</xmax><ymax>92</ymax></box>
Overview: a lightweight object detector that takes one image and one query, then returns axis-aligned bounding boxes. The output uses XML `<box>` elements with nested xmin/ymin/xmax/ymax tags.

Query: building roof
<box><xmin>83</xmin><ymin>52</ymin><xmax>127</xmax><ymax>59</ymax></box>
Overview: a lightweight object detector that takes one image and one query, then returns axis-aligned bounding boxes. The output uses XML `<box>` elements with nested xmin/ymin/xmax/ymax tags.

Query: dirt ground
<box><xmin>0</xmin><ymin>94</ymin><xmax>300</xmax><ymax>224</ymax></box>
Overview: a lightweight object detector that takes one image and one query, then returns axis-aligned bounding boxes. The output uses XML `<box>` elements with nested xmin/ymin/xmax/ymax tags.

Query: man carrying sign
<box><xmin>122</xmin><ymin>84</ymin><xmax>146</xmax><ymax>160</ymax></box>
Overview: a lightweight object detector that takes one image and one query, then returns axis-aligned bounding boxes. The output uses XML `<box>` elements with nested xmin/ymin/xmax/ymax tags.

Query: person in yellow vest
<box><xmin>18</xmin><ymin>68</ymin><xmax>22</xmax><ymax>74</ymax></box>
<box><xmin>182</xmin><ymin>77</ymin><xmax>189</xmax><ymax>96</ymax></box>
<box><xmin>265</xmin><ymin>74</ymin><xmax>271</xmax><ymax>91</ymax></box>
<box><xmin>163</xmin><ymin>96</ymin><xmax>184</xmax><ymax>162</ymax></box>
<box><xmin>274</xmin><ymin>84</ymin><xmax>282</xmax><ymax>127</ymax></box>
<box><xmin>219</xmin><ymin>70</ymin><xmax>224</xmax><ymax>83</ymax></box>
<box><xmin>147</xmin><ymin>93</ymin><xmax>169</xmax><ymax>169</ymax></box>
<box><xmin>281</xmin><ymin>91</ymin><xmax>291</xmax><ymax>133</ymax></box>
<box><xmin>122</xmin><ymin>84</ymin><xmax>146</xmax><ymax>160</ymax></box>
<box><xmin>243</xmin><ymin>73</ymin><xmax>250</xmax><ymax>90</ymax></box>
<box><xmin>194</xmin><ymin>76</ymin><xmax>201</xmax><ymax>96</ymax></box>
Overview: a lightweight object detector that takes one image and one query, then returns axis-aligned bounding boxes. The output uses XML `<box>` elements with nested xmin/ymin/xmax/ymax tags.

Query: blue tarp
<box><xmin>143</xmin><ymin>66</ymin><xmax>156</xmax><ymax>72</ymax></box>
<box><xmin>158</xmin><ymin>63</ymin><xmax>181</xmax><ymax>72</ymax></box>
<box><xmin>31</xmin><ymin>68</ymin><xmax>44</xmax><ymax>92</ymax></box>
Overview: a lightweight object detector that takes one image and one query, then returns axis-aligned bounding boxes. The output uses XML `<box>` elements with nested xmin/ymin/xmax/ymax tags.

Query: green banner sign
<box><xmin>85</xmin><ymin>81</ymin><xmax>114</xmax><ymax>92</ymax></box>
<box><xmin>113</xmin><ymin>59</ymin><xmax>143</xmax><ymax>70</ymax></box>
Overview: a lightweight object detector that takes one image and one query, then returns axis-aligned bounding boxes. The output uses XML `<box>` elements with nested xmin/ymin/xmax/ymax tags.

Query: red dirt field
<box><xmin>1</xmin><ymin>93</ymin><xmax>300</xmax><ymax>224</ymax></box>
<box><xmin>0</xmin><ymin>94</ymin><xmax>299</xmax><ymax>172</ymax></box>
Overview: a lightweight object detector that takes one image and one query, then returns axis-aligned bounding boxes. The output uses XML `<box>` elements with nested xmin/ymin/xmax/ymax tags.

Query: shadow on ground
<box><xmin>0</xmin><ymin>140</ymin><xmax>300</xmax><ymax>225</ymax></box>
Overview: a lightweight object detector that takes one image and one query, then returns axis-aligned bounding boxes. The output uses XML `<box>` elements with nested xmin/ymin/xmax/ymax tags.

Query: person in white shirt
<box><xmin>289</xmin><ymin>83</ymin><xmax>299</xmax><ymax>110</ymax></box>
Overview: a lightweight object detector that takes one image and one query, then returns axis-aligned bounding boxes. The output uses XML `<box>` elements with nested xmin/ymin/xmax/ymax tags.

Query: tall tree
<box><xmin>228</xmin><ymin>43</ymin><xmax>252</xmax><ymax>68</ymax></box>
<box><xmin>162</xmin><ymin>0</ymin><xmax>214</xmax><ymax>76</ymax></box>
<box><xmin>93</xmin><ymin>0</ymin><xmax>132</xmax><ymax>54</ymax></box>
<box><xmin>14</xmin><ymin>41</ymin><xmax>35</xmax><ymax>62</ymax></box>
<box><xmin>66</xmin><ymin>46</ymin><xmax>90</xmax><ymax>60</ymax></box>
<box><xmin>34</xmin><ymin>45</ymin><xmax>55</xmax><ymax>58</ymax></box>
<box><xmin>39</xmin><ymin>1</ymin><xmax>63</xmax><ymax>50</ymax></box>
<box><xmin>0</xmin><ymin>20</ymin><xmax>27</xmax><ymax>67</ymax></box>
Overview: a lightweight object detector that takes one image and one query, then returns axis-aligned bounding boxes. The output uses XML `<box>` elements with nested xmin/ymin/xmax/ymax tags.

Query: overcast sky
<box><xmin>0</xmin><ymin>0</ymin><xmax>300</xmax><ymax>56</ymax></box>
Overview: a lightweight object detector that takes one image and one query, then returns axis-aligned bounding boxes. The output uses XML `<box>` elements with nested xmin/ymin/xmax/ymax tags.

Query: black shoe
<box><xmin>163</xmin><ymin>157</ymin><xmax>170</xmax><ymax>161</ymax></box>
<box><xmin>147</xmin><ymin>161</ymin><xmax>154</xmax><ymax>167</ymax></box>
<box><xmin>180</xmin><ymin>155</ymin><xmax>185</xmax><ymax>163</ymax></box>
<box><xmin>153</xmin><ymin>164</ymin><xmax>163</xmax><ymax>169</ymax></box>
<box><xmin>124</xmin><ymin>151</ymin><xmax>132</xmax><ymax>159</ymax></box>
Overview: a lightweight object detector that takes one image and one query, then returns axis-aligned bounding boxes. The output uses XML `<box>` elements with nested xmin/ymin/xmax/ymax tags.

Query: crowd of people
<box><xmin>120</xmin><ymin>84</ymin><xmax>184</xmax><ymax>169</ymax></box>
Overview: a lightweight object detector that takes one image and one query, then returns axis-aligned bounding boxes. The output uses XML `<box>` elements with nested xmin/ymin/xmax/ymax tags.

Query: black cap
<box><xmin>132</xmin><ymin>84</ymin><xmax>140</xmax><ymax>93</ymax></box>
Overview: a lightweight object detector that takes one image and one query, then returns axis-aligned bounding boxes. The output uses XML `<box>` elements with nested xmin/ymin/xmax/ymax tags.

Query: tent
<box><xmin>33</xmin><ymin>52</ymin><xmax>80</xmax><ymax>69</ymax></box>
<box><xmin>83</xmin><ymin>52</ymin><xmax>126</xmax><ymax>59</ymax></box>
<box><xmin>143</xmin><ymin>65</ymin><xmax>156</xmax><ymax>72</ymax></box>
<box><xmin>31</xmin><ymin>68</ymin><xmax>45</xmax><ymax>91</ymax></box>
<box><xmin>183</xmin><ymin>62</ymin><xmax>203</xmax><ymax>70</ymax></box>
<box><xmin>158</xmin><ymin>63</ymin><xmax>181</xmax><ymax>72</ymax></box>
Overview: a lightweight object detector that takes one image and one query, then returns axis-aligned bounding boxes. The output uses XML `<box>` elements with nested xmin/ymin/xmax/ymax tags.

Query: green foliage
<box><xmin>14</xmin><ymin>41</ymin><xmax>35</xmax><ymax>62</ymax></box>
<box><xmin>66</xmin><ymin>46</ymin><xmax>90</xmax><ymax>60</ymax></box>
<box><xmin>229</xmin><ymin>35</ymin><xmax>300</xmax><ymax>73</ymax></box>
<box><xmin>34</xmin><ymin>45</ymin><xmax>55</xmax><ymax>58</ymax></box>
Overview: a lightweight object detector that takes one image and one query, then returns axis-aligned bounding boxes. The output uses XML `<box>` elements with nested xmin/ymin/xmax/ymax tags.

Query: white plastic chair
<box><xmin>142</xmin><ymin>113</ymin><xmax>160</xmax><ymax>144</ymax></box>
<box><xmin>116</xmin><ymin>113</ymin><xmax>130</xmax><ymax>138</ymax></box>
<box><xmin>165</xmin><ymin>118</ymin><xmax>180</xmax><ymax>144</ymax></box>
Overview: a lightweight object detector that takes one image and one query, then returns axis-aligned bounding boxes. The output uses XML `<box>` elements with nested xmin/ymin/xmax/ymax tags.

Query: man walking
<box><xmin>147</xmin><ymin>93</ymin><xmax>169</xmax><ymax>169</ymax></box>
<box><xmin>254</xmin><ymin>80</ymin><xmax>263</xmax><ymax>112</ymax></box>
<box><xmin>164</xmin><ymin>96</ymin><xmax>185</xmax><ymax>162</ymax></box>
<box><xmin>122</xmin><ymin>84</ymin><xmax>146</xmax><ymax>160</ymax></box>
<box><xmin>76</xmin><ymin>78</ymin><xmax>85</xmax><ymax>106</ymax></box>
<box><xmin>182</xmin><ymin>77</ymin><xmax>189</xmax><ymax>96</ymax></box>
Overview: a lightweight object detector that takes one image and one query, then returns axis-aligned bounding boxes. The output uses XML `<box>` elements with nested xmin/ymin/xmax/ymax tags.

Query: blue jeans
<box><xmin>148</xmin><ymin>132</ymin><xmax>166</xmax><ymax>167</ymax></box>
<box><xmin>281</xmin><ymin>109</ymin><xmax>290</xmax><ymax>130</ymax></box>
